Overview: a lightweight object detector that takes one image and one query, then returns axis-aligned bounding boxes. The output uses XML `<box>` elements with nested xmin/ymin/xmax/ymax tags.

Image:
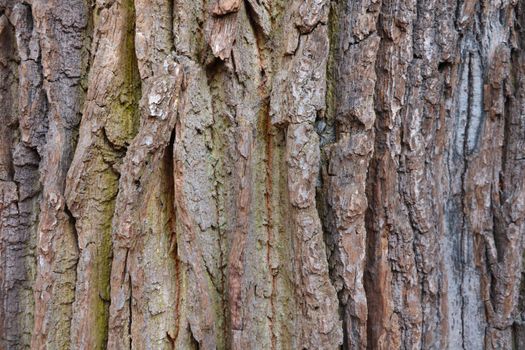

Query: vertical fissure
<box><xmin>264</xmin><ymin>99</ymin><xmax>277</xmax><ymax>350</ymax></box>
<box><xmin>128</xmin><ymin>274</ymin><xmax>132</xmax><ymax>350</ymax></box>
<box><xmin>458</xmin><ymin>52</ymin><xmax>474</xmax><ymax>350</ymax></box>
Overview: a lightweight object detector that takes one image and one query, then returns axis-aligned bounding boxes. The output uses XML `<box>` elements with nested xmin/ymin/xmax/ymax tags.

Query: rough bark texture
<box><xmin>1</xmin><ymin>0</ymin><xmax>524</xmax><ymax>349</ymax></box>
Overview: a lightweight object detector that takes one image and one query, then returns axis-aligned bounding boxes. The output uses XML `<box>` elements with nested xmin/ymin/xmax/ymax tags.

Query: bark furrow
<box><xmin>0</xmin><ymin>0</ymin><xmax>524</xmax><ymax>349</ymax></box>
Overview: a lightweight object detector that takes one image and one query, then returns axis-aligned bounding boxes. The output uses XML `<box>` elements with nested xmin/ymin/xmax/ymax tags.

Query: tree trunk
<box><xmin>1</xmin><ymin>0</ymin><xmax>524</xmax><ymax>349</ymax></box>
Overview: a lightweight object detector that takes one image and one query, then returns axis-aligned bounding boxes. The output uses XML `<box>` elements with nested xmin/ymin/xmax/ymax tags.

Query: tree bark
<box><xmin>1</xmin><ymin>0</ymin><xmax>524</xmax><ymax>349</ymax></box>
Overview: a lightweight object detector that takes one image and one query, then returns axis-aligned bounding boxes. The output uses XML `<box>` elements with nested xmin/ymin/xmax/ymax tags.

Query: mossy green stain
<box><xmin>104</xmin><ymin>0</ymin><xmax>141</xmax><ymax>149</ymax></box>
<box><xmin>74</xmin><ymin>0</ymin><xmax>141</xmax><ymax>348</ymax></box>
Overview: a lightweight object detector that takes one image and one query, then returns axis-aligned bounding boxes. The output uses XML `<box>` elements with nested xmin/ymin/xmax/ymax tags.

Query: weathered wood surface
<box><xmin>0</xmin><ymin>0</ymin><xmax>524</xmax><ymax>349</ymax></box>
